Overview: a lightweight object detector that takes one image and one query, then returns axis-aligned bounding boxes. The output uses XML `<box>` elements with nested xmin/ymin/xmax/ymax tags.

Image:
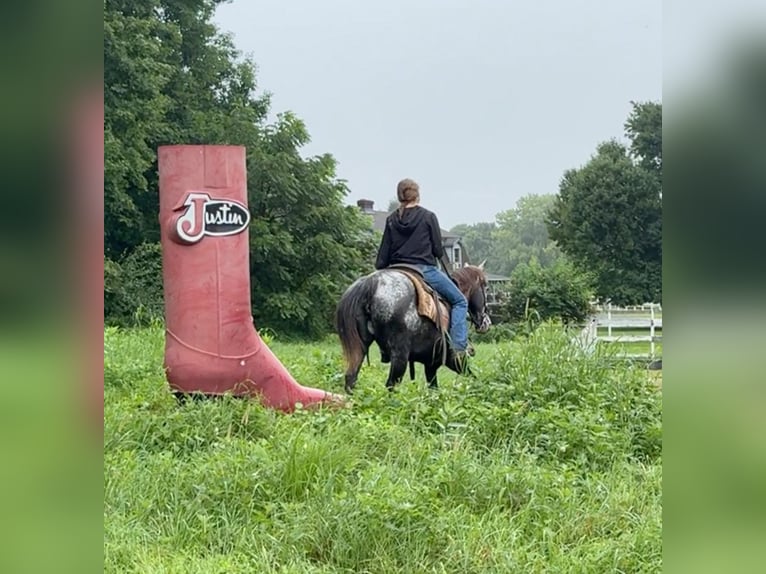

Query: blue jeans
<box><xmin>417</xmin><ymin>265</ymin><xmax>469</xmax><ymax>351</ymax></box>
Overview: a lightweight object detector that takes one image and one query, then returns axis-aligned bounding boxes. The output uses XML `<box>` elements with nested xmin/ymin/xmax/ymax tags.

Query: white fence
<box><xmin>577</xmin><ymin>303</ymin><xmax>662</xmax><ymax>360</ymax></box>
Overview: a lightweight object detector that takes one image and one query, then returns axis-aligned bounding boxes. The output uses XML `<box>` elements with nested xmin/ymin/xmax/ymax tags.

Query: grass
<box><xmin>104</xmin><ymin>325</ymin><xmax>662</xmax><ymax>573</ymax></box>
<box><xmin>595</xmin><ymin>326</ymin><xmax>663</xmax><ymax>359</ymax></box>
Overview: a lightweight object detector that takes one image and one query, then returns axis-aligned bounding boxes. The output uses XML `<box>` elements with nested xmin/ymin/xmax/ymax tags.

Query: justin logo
<box><xmin>174</xmin><ymin>192</ymin><xmax>251</xmax><ymax>244</ymax></box>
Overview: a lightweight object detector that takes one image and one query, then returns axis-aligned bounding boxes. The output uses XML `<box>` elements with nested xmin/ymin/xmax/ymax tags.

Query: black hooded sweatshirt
<box><xmin>375</xmin><ymin>206</ymin><xmax>445</xmax><ymax>269</ymax></box>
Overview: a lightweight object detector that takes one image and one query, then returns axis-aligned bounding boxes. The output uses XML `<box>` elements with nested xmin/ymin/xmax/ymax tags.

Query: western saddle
<box><xmin>386</xmin><ymin>264</ymin><xmax>450</xmax><ymax>332</ymax></box>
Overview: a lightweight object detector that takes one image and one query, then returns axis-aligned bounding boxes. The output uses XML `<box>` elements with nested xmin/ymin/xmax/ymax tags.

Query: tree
<box><xmin>490</xmin><ymin>194</ymin><xmax>563</xmax><ymax>276</ymax></box>
<box><xmin>547</xmin><ymin>135</ymin><xmax>662</xmax><ymax>304</ymax></box>
<box><xmin>245</xmin><ymin>112</ymin><xmax>377</xmax><ymax>336</ymax></box>
<box><xmin>104</xmin><ymin>0</ymin><xmax>376</xmax><ymax>336</ymax></box>
<box><xmin>625</xmin><ymin>101</ymin><xmax>662</xmax><ymax>176</ymax></box>
<box><xmin>387</xmin><ymin>198</ymin><xmax>399</xmax><ymax>213</ymax></box>
<box><xmin>450</xmin><ymin>222</ymin><xmax>496</xmax><ymax>267</ymax></box>
<box><xmin>104</xmin><ymin>1</ymin><xmax>175</xmax><ymax>259</ymax></box>
<box><xmin>449</xmin><ymin>195</ymin><xmax>564</xmax><ymax>276</ymax></box>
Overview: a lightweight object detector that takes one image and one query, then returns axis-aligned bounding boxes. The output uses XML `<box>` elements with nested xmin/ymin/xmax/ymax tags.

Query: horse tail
<box><xmin>335</xmin><ymin>275</ymin><xmax>376</xmax><ymax>371</ymax></box>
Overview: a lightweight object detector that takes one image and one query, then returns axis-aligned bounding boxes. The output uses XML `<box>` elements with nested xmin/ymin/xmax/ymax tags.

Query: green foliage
<box><xmin>500</xmin><ymin>258</ymin><xmax>595</xmax><ymax>327</ymax></box>
<box><xmin>104</xmin><ymin>256</ymin><xmax>124</xmax><ymax>323</ymax></box>
<box><xmin>451</xmin><ymin>103</ymin><xmax>661</xmax><ymax>304</ymax></box>
<box><xmin>490</xmin><ymin>194</ymin><xmax>564</xmax><ymax>276</ymax></box>
<box><xmin>547</xmin><ymin>102</ymin><xmax>662</xmax><ymax>305</ymax></box>
<box><xmin>246</xmin><ymin>117</ymin><xmax>377</xmax><ymax>337</ymax></box>
<box><xmin>104</xmin><ymin>0</ymin><xmax>375</xmax><ymax>336</ymax></box>
<box><xmin>548</xmin><ymin>140</ymin><xmax>662</xmax><ymax>305</ymax></box>
<box><xmin>105</xmin><ymin>326</ymin><xmax>661</xmax><ymax>573</ymax></box>
<box><xmin>625</xmin><ymin>100</ymin><xmax>662</xmax><ymax>175</ymax></box>
<box><xmin>450</xmin><ymin>222</ymin><xmax>496</xmax><ymax>269</ymax></box>
<box><xmin>104</xmin><ymin>1</ymin><xmax>176</xmax><ymax>258</ymax></box>
<box><xmin>451</xmin><ymin>195</ymin><xmax>563</xmax><ymax>277</ymax></box>
<box><xmin>105</xmin><ymin>243</ymin><xmax>165</xmax><ymax>326</ymax></box>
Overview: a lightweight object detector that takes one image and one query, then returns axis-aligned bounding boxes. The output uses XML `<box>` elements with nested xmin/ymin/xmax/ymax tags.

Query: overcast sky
<box><xmin>214</xmin><ymin>0</ymin><xmax>661</xmax><ymax>230</ymax></box>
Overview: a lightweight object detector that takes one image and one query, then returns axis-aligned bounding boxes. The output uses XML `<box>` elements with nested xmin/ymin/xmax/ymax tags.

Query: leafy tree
<box><xmin>105</xmin><ymin>243</ymin><xmax>165</xmax><ymax>327</ymax></box>
<box><xmin>246</xmin><ymin>113</ymin><xmax>377</xmax><ymax>336</ymax></box>
<box><xmin>625</xmin><ymin>101</ymin><xmax>662</xmax><ymax>176</ymax></box>
<box><xmin>449</xmin><ymin>222</ymin><xmax>496</xmax><ymax>267</ymax></box>
<box><xmin>104</xmin><ymin>1</ymin><xmax>175</xmax><ymax>259</ymax></box>
<box><xmin>387</xmin><ymin>198</ymin><xmax>399</xmax><ymax>213</ymax></box>
<box><xmin>104</xmin><ymin>0</ymin><xmax>375</xmax><ymax>336</ymax></box>
<box><xmin>450</xmin><ymin>195</ymin><xmax>563</xmax><ymax>276</ymax></box>
<box><xmin>547</xmin><ymin>137</ymin><xmax>662</xmax><ymax>305</ymax></box>
<box><xmin>491</xmin><ymin>194</ymin><xmax>563</xmax><ymax>276</ymax></box>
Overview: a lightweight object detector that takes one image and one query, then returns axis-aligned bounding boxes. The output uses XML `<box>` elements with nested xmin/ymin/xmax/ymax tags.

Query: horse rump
<box><xmin>335</xmin><ymin>275</ymin><xmax>375</xmax><ymax>371</ymax></box>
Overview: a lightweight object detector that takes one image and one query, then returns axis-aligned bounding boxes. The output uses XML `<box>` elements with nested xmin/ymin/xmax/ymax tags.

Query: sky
<box><xmin>214</xmin><ymin>0</ymin><xmax>662</xmax><ymax>230</ymax></box>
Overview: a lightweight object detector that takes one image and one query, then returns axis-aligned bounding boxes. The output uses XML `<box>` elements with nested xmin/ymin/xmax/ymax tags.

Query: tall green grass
<box><xmin>104</xmin><ymin>325</ymin><xmax>662</xmax><ymax>573</ymax></box>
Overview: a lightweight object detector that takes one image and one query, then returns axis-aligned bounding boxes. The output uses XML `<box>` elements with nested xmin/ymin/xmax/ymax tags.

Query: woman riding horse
<box><xmin>375</xmin><ymin>178</ymin><xmax>474</xmax><ymax>363</ymax></box>
<box><xmin>336</xmin><ymin>178</ymin><xmax>490</xmax><ymax>392</ymax></box>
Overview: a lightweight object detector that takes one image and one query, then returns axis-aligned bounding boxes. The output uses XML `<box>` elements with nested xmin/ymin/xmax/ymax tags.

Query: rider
<box><xmin>375</xmin><ymin>178</ymin><xmax>474</xmax><ymax>362</ymax></box>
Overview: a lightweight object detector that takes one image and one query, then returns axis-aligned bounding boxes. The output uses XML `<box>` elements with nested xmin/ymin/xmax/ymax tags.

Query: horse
<box><xmin>335</xmin><ymin>263</ymin><xmax>492</xmax><ymax>392</ymax></box>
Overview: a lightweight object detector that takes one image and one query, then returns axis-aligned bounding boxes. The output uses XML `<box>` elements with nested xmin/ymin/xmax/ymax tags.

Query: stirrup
<box><xmin>452</xmin><ymin>343</ymin><xmax>475</xmax><ymax>357</ymax></box>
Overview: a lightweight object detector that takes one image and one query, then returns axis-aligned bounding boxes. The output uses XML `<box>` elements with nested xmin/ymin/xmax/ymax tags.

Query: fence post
<box><xmin>650</xmin><ymin>304</ymin><xmax>656</xmax><ymax>359</ymax></box>
<box><xmin>607</xmin><ymin>303</ymin><xmax>612</xmax><ymax>338</ymax></box>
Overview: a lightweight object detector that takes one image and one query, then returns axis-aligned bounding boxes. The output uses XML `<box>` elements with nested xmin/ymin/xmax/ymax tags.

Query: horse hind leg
<box><xmin>344</xmin><ymin>339</ymin><xmax>372</xmax><ymax>394</ymax></box>
<box><xmin>425</xmin><ymin>363</ymin><xmax>439</xmax><ymax>389</ymax></box>
<box><xmin>343</xmin><ymin>315</ymin><xmax>376</xmax><ymax>394</ymax></box>
<box><xmin>344</xmin><ymin>350</ymin><xmax>366</xmax><ymax>394</ymax></box>
<box><xmin>385</xmin><ymin>353</ymin><xmax>409</xmax><ymax>391</ymax></box>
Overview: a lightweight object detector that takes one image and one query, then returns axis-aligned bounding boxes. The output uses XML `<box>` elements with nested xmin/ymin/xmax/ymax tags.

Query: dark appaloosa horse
<box><xmin>335</xmin><ymin>264</ymin><xmax>492</xmax><ymax>392</ymax></box>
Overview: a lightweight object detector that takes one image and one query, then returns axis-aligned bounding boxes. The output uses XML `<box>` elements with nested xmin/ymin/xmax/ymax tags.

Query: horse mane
<box><xmin>451</xmin><ymin>266</ymin><xmax>487</xmax><ymax>294</ymax></box>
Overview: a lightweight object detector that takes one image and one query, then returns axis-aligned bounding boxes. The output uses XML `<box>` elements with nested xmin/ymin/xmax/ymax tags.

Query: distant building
<box><xmin>356</xmin><ymin>199</ymin><xmax>467</xmax><ymax>269</ymax></box>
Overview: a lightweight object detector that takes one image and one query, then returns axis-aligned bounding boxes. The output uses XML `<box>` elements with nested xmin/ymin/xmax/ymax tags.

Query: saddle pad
<box><xmin>391</xmin><ymin>269</ymin><xmax>450</xmax><ymax>331</ymax></box>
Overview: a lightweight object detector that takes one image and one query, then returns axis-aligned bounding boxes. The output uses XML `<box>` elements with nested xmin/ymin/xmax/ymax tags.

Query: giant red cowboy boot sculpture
<box><xmin>158</xmin><ymin>145</ymin><xmax>342</xmax><ymax>412</ymax></box>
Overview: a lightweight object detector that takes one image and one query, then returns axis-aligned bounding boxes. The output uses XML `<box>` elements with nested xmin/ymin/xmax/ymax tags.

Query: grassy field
<box><xmin>104</xmin><ymin>325</ymin><xmax>662</xmax><ymax>573</ymax></box>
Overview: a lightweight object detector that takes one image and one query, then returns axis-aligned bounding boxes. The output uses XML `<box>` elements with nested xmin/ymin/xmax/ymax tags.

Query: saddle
<box><xmin>386</xmin><ymin>264</ymin><xmax>450</xmax><ymax>331</ymax></box>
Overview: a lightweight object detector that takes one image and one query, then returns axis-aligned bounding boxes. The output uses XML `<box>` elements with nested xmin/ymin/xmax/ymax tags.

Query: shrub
<box><xmin>104</xmin><ymin>256</ymin><xmax>125</xmax><ymax>323</ymax></box>
<box><xmin>501</xmin><ymin>257</ymin><xmax>594</xmax><ymax>326</ymax></box>
<box><xmin>105</xmin><ymin>242</ymin><xmax>165</xmax><ymax>326</ymax></box>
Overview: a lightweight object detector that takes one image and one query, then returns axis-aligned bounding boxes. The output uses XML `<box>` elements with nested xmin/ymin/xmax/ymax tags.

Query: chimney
<box><xmin>357</xmin><ymin>199</ymin><xmax>375</xmax><ymax>213</ymax></box>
